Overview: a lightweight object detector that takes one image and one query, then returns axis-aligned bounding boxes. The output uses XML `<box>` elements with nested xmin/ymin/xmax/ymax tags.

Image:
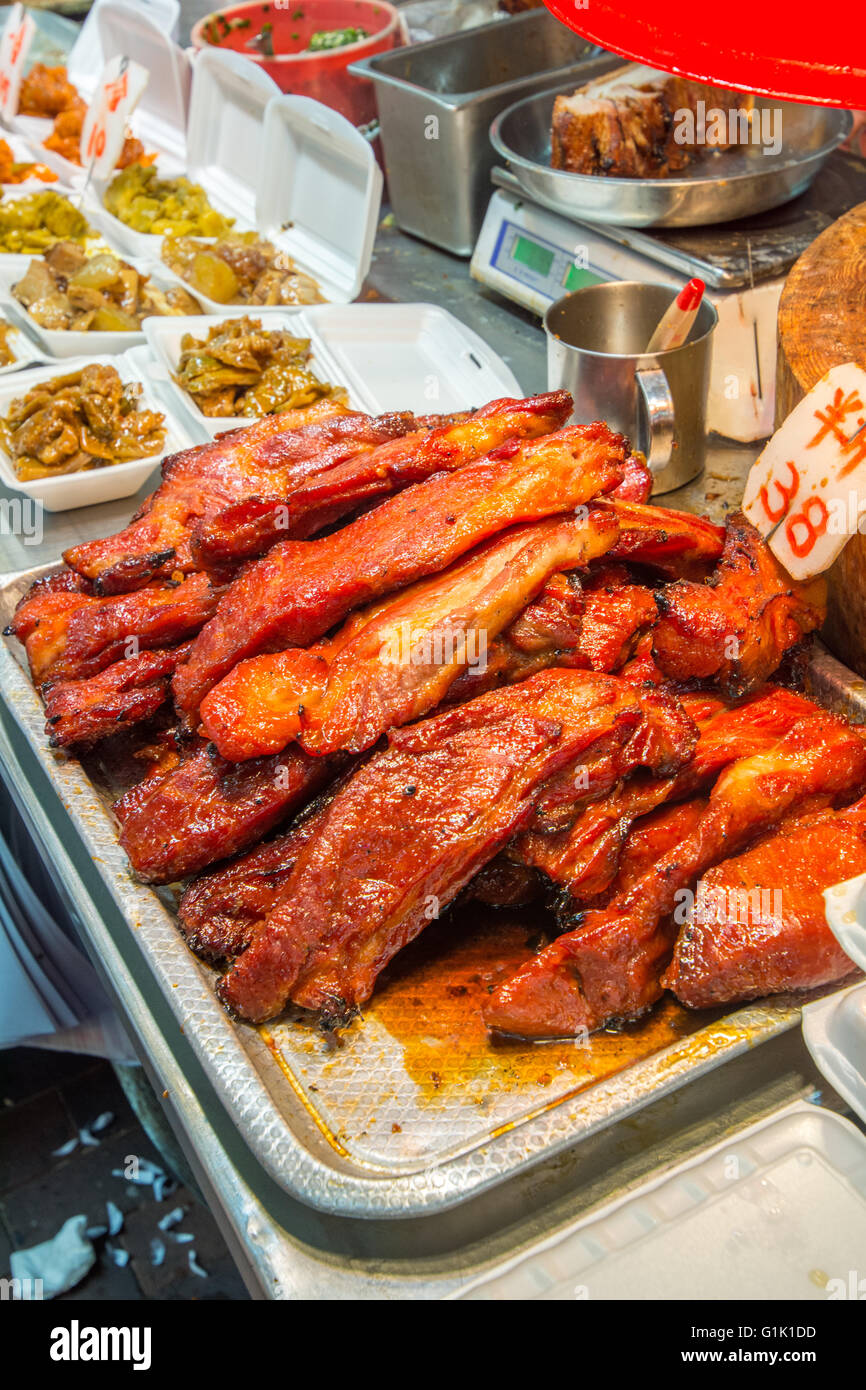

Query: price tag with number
<box><xmin>80</xmin><ymin>54</ymin><xmax>149</xmax><ymax>181</ymax></box>
<box><xmin>742</xmin><ymin>362</ymin><xmax>866</xmax><ymax>581</ymax></box>
<box><xmin>0</xmin><ymin>3</ymin><xmax>35</xmax><ymax>122</ymax></box>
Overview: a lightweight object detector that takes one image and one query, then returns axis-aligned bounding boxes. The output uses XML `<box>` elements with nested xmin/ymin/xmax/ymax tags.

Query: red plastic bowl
<box><xmin>191</xmin><ymin>1</ymin><xmax>403</xmax><ymax>125</ymax></box>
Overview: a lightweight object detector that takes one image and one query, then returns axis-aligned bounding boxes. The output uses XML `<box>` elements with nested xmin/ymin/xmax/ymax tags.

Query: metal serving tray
<box><xmin>349</xmin><ymin>13</ymin><xmax>620</xmax><ymax>255</ymax></box>
<box><xmin>491</xmin><ymin>84</ymin><xmax>852</xmax><ymax>228</ymax></box>
<box><xmin>0</xmin><ymin>566</ymin><xmax>862</xmax><ymax>1219</ymax></box>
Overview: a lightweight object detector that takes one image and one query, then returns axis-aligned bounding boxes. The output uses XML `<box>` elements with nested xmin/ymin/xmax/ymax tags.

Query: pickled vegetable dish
<box><xmin>161</xmin><ymin>233</ymin><xmax>323</xmax><ymax>306</ymax></box>
<box><xmin>0</xmin><ymin>192</ymin><xmax>92</xmax><ymax>254</ymax></box>
<box><xmin>104</xmin><ymin>165</ymin><xmax>234</xmax><ymax>238</ymax></box>
<box><xmin>1</xmin><ymin>365</ymin><xmax>166</xmax><ymax>480</ymax></box>
<box><xmin>13</xmin><ymin>242</ymin><xmax>201</xmax><ymax>333</ymax></box>
<box><xmin>174</xmin><ymin>316</ymin><xmax>346</xmax><ymax>417</ymax></box>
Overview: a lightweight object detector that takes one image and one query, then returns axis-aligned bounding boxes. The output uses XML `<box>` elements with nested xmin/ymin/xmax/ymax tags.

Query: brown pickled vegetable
<box><xmin>13</xmin><ymin>242</ymin><xmax>201</xmax><ymax>333</ymax></box>
<box><xmin>174</xmin><ymin>316</ymin><xmax>346</xmax><ymax>418</ymax></box>
<box><xmin>162</xmin><ymin>232</ymin><xmax>324</xmax><ymax>307</ymax></box>
<box><xmin>1</xmin><ymin>364</ymin><xmax>166</xmax><ymax>480</ymax></box>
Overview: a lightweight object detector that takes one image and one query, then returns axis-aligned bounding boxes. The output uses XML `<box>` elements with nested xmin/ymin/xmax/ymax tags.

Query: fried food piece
<box><xmin>19</xmin><ymin>63</ymin><xmax>78</xmax><ymax>117</ymax></box>
<box><xmin>199</xmin><ymin>510</ymin><xmax>619</xmax><ymax>759</ymax></box>
<box><xmin>0</xmin><ymin>364</ymin><xmax>166</xmax><ymax>480</ymax></box>
<box><xmin>215</xmin><ymin>669</ymin><xmax>660</xmax><ymax>1025</ymax></box>
<box><xmin>174</xmin><ymin>421</ymin><xmax>630</xmax><ymax>719</ymax></box>
<box><xmin>0</xmin><ymin>138</ymin><xmax>57</xmax><ymax>185</ymax></box>
<box><xmin>663</xmin><ymin>798</ymin><xmax>866</xmax><ymax>1008</ymax></box>
<box><xmin>43</xmin><ymin>97</ymin><xmax>155</xmax><ymax>169</ymax></box>
<box><xmin>652</xmin><ymin>512</ymin><xmax>827</xmax><ymax>697</ymax></box>
<box><xmin>483</xmin><ymin>711</ymin><xmax>866</xmax><ymax>1038</ymax></box>
<box><xmin>173</xmin><ymin>315</ymin><xmax>345</xmax><ymax>417</ymax></box>
<box><xmin>115</xmin><ymin>740</ymin><xmax>338</xmax><ymax>883</ymax></box>
<box><xmin>42</xmin><ymin>642</ymin><xmax>192</xmax><ymax>747</ymax></box>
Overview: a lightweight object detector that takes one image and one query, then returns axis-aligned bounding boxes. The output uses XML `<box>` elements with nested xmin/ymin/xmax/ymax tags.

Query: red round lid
<box><xmin>544</xmin><ymin>0</ymin><xmax>866</xmax><ymax>107</ymax></box>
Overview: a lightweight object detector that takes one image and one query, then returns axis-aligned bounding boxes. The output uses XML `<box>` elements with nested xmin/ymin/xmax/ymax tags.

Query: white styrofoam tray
<box><xmin>0</xmin><ymin>315</ymin><xmax>46</xmax><ymax>375</ymax></box>
<box><xmin>803</xmin><ymin>981</ymin><xmax>866</xmax><ymax>1127</ymax></box>
<box><xmin>142</xmin><ymin>308</ymin><xmax>351</xmax><ymax>439</ymax></box>
<box><xmin>142</xmin><ymin>302</ymin><xmax>524</xmax><ymax>436</ymax></box>
<box><xmin>456</xmin><ymin>1101</ymin><xmax>866</xmax><ymax>1300</ymax></box>
<box><xmin>0</xmin><ymin>351</ymin><xmax>192</xmax><ymax>511</ymax></box>
<box><xmin>824</xmin><ymin>873</ymin><xmax>866</xmax><ymax>976</ymax></box>
<box><xmin>0</xmin><ymin>252</ymin><xmax>204</xmax><ymax>359</ymax></box>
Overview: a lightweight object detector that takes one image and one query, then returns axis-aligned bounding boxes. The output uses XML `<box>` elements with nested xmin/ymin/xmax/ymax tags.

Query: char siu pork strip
<box><xmin>512</xmin><ymin>686</ymin><xmax>820</xmax><ymax>902</ymax></box>
<box><xmin>602</xmin><ymin>498</ymin><xmax>725</xmax><ymax>577</ymax></box>
<box><xmin>173</xmin><ymin>422</ymin><xmax>630</xmax><ymax>720</ymax></box>
<box><xmin>664</xmin><ymin>798</ymin><xmax>866</xmax><ymax>1008</ymax></box>
<box><xmin>192</xmin><ymin>391</ymin><xmax>573</xmax><ymax>567</ymax></box>
<box><xmin>653</xmin><ymin>512</ymin><xmax>827</xmax><ymax>697</ymax></box>
<box><xmin>215</xmin><ymin>670</ymin><xmax>695</xmax><ymax>1026</ymax></box>
<box><xmin>63</xmin><ymin>394</ymin><xmax>568</xmax><ymax>593</ymax></box>
<box><xmin>483</xmin><ymin>712</ymin><xmax>866</xmax><ymax>1039</ymax></box>
<box><xmin>199</xmin><ymin>510</ymin><xmax>619</xmax><ymax>760</ymax></box>
<box><xmin>8</xmin><ymin>572</ymin><xmax>219</xmax><ymax>687</ymax></box>
<box><xmin>115</xmin><ymin>740</ymin><xmax>339</xmax><ymax>883</ymax></box>
<box><xmin>42</xmin><ymin>642</ymin><xmax>192</xmax><ymax>748</ymax></box>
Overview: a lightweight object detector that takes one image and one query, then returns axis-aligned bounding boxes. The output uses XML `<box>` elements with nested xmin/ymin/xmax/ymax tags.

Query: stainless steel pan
<box><xmin>490</xmin><ymin>86</ymin><xmax>851</xmax><ymax>228</ymax></box>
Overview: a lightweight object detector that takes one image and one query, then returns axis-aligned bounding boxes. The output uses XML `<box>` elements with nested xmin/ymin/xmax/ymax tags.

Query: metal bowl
<box><xmin>490</xmin><ymin>86</ymin><xmax>852</xmax><ymax>228</ymax></box>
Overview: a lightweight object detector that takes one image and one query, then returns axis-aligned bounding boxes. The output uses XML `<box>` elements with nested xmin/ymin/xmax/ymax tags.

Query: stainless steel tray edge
<box><xmin>0</xmin><ymin>565</ymin><xmax>858</xmax><ymax>1218</ymax></box>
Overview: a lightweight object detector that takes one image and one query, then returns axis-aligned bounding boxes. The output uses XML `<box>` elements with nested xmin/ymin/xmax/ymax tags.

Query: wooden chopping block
<box><xmin>776</xmin><ymin>201</ymin><xmax>866</xmax><ymax>673</ymax></box>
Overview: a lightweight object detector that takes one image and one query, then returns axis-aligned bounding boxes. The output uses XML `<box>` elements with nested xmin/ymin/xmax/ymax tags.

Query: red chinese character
<box><xmin>837</xmin><ymin>426</ymin><xmax>866</xmax><ymax>480</ymax></box>
<box><xmin>105</xmin><ymin>73</ymin><xmax>128</xmax><ymax>113</ymax></box>
<box><xmin>809</xmin><ymin>388</ymin><xmax>866</xmax><ymax>448</ymax></box>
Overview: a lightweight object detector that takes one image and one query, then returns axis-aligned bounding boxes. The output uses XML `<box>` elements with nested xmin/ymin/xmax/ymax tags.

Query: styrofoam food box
<box><xmin>142</xmin><ymin>302</ymin><xmax>524</xmax><ymax>437</ymax></box>
<box><xmin>0</xmin><ymin>253</ymin><xmax>203</xmax><ymax>359</ymax></box>
<box><xmin>13</xmin><ymin>0</ymin><xmax>188</xmax><ymax>188</ymax></box>
<box><xmin>456</xmin><ymin>1101</ymin><xmax>866</xmax><ymax>1300</ymax></box>
<box><xmin>0</xmin><ymin>313</ymin><xmax>46</xmax><ymax>376</ymax></box>
<box><xmin>142</xmin><ymin>307</ymin><xmax>349</xmax><ymax>439</ymax></box>
<box><xmin>86</xmin><ymin>48</ymin><xmax>280</xmax><ymax>264</ymax></box>
<box><xmin>0</xmin><ymin>351</ymin><xmax>191</xmax><ymax>511</ymax></box>
<box><xmin>824</xmin><ymin>872</ymin><xmax>866</xmax><ymax>975</ymax></box>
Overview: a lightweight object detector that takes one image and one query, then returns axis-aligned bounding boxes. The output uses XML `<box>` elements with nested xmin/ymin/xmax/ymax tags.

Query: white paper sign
<box><xmin>743</xmin><ymin>362</ymin><xmax>866</xmax><ymax>582</ymax></box>
<box><xmin>0</xmin><ymin>3</ymin><xmax>35</xmax><ymax>122</ymax></box>
<box><xmin>80</xmin><ymin>54</ymin><xmax>149</xmax><ymax>180</ymax></box>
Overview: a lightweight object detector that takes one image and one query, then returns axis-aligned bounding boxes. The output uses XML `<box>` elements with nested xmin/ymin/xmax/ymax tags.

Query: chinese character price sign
<box><xmin>80</xmin><ymin>54</ymin><xmax>149</xmax><ymax>181</ymax></box>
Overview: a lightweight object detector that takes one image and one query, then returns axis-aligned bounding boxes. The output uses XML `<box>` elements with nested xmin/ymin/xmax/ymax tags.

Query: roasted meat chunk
<box><xmin>652</xmin><ymin>512</ymin><xmax>827</xmax><ymax>697</ymax></box>
<box><xmin>664</xmin><ymin>799</ymin><xmax>866</xmax><ymax>1008</ymax></box>
<box><xmin>484</xmin><ymin>711</ymin><xmax>866</xmax><ymax>1038</ymax></box>
<box><xmin>173</xmin><ymin>422</ymin><xmax>630</xmax><ymax>719</ymax></box>
<box><xmin>198</xmin><ymin>510</ymin><xmax>619</xmax><ymax>760</ymax></box>
<box><xmin>42</xmin><ymin>642</ymin><xmax>191</xmax><ymax>747</ymax></box>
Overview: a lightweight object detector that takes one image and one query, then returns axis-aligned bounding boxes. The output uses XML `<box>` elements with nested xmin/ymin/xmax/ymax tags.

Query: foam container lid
<box><xmin>185</xmin><ymin>47</ymin><xmax>281</xmax><ymax>230</ymax></box>
<box><xmin>456</xmin><ymin>1101</ymin><xmax>866</xmax><ymax>1300</ymax></box>
<box><xmin>824</xmin><ymin>872</ymin><xmax>866</xmax><ymax>977</ymax></box>
<box><xmin>69</xmin><ymin>0</ymin><xmax>182</xmax><ymax>106</ymax></box>
<box><xmin>257</xmin><ymin>95</ymin><xmax>383</xmax><ymax>304</ymax></box>
<box><xmin>803</xmin><ymin>981</ymin><xmax>866</xmax><ymax>1128</ymax></box>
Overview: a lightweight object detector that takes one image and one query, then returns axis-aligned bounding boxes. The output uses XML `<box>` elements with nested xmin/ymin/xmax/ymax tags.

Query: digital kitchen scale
<box><xmin>471</xmin><ymin>151</ymin><xmax>866</xmax><ymax>441</ymax></box>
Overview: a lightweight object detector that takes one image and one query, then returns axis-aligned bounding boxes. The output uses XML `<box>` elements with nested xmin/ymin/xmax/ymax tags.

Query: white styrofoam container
<box><xmin>301</xmin><ymin>303</ymin><xmax>524</xmax><ymax>412</ymax></box>
<box><xmin>141</xmin><ymin>308</ymin><xmax>349</xmax><ymax>438</ymax></box>
<box><xmin>67</xmin><ymin>0</ymin><xmax>181</xmax><ymax>102</ymax></box>
<box><xmin>824</xmin><ymin>872</ymin><xmax>866</xmax><ymax>975</ymax></box>
<box><xmin>0</xmin><ymin>315</ymin><xmax>46</xmax><ymax>375</ymax></box>
<box><xmin>88</xmin><ymin>48</ymin><xmax>279</xmax><ymax>263</ymax></box>
<box><xmin>0</xmin><ymin>253</ymin><xmax>203</xmax><ymax>359</ymax></box>
<box><xmin>142</xmin><ymin>302</ymin><xmax>524</xmax><ymax>437</ymax></box>
<box><xmin>803</xmin><ymin>982</ymin><xmax>866</xmax><ymax>1130</ymax></box>
<box><xmin>456</xmin><ymin>1101</ymin><xmax>866</xmax><ymax>1300</ymax></box>
<box><xmin>0</xmin><ymin>351</ymin><xmax>191</xmax><ymax>511</ymax></box>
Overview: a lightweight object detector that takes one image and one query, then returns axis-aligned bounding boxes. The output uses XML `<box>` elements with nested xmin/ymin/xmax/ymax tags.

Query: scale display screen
<box><xmin>492</xmin><ymin>219</ymin><xmax>608</xmax><ymax>300</ymax></box>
